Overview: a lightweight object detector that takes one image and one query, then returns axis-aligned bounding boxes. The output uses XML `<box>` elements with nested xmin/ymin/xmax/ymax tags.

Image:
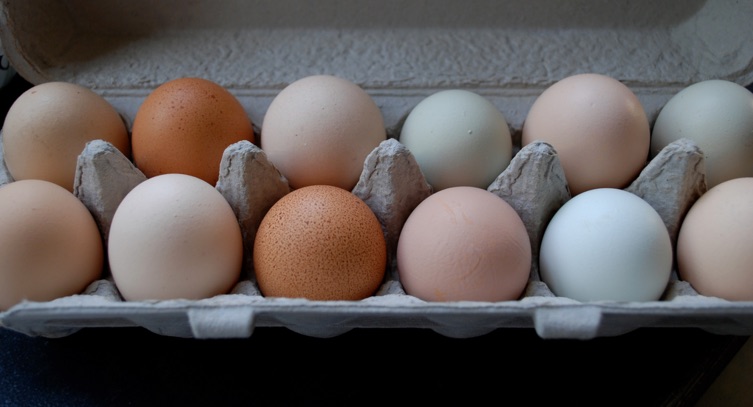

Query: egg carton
<box><xmin>1</xmin><ymin>0</ymin><xmax>753</xmax><ymax>340</ymax></box>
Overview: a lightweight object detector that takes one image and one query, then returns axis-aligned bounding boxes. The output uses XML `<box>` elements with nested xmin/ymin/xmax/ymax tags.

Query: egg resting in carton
<box><xmin>0</xmin><ymin>121</ymin><xmax>725</xmax><ymax>340</ymax></box>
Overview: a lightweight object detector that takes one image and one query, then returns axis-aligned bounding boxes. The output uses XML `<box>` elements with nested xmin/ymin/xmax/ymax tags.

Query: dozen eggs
<box><xmin>1</xmin><ymin>73</ymin><xmax>753</xmax><ymax>311</ymax></box>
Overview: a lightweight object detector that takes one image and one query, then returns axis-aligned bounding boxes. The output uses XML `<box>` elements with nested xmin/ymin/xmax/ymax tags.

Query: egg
<box><xmin>399</xmin><ymin>89</ymin><xmax>513</xmax><ymax>191</ymax></box>
<box><xmin>521</xmin><ymin>73</ymin><xmax>651</xmax><ymax>195</ymax></box>
<box><xmin>396</xmin><ymin>186</ymin><xmax>531</xmax><ymax>302</ymax></box>
<box><xmin>1</xmin><ymin>81</ymin><xmax>130</xmax><ymax>192</ymax></box>
<box><xmin>539</xmin><ymin>188</ymin><xmax>673</xmax><ymax>302</ymax></box>
<box><xmin>253</xmin><ymin>185</ymin><xmax>386</xmax><ymax>301</ymax></box>
<box><xmin>130</xmin><ymin>77</ymin><xmax>255</xmax><ymax>186</ymax></box>
<box><xmin>650</xmin><ymin>79</ymin><xmax>753</xmax><ymax>189</ymax></box>
<box><xmin>676</xmin><ymin>177</ymin><xmax>753</xmax><ymax>300</ymax></box>
<box><xmin>107</xmin><ymin>173</ymin><xmax>243</xmax><ymax>301</ymax></box>
<box><xmin>260</xmin><ymin>75</ymin><xmax>387</xmax><ymax>190</ymax></box>
<box><xmin>0</xmin><ymin>179</ymin><xmax>103</xmax><ymax>310</ymax></box>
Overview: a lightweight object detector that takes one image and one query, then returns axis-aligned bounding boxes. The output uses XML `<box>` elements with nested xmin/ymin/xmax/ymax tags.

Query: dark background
<box><xmin>1</xmin><ymin>73</ymin><xmax>752</xmax><ymax>407</ymax></box>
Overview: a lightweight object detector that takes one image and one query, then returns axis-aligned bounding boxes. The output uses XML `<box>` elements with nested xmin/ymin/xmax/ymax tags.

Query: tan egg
<box><xmin>1</xmin><ymin>81</ymin><xmax>130</xmax><ymax>192</ymax></box>
<box><xmin>107</xmin><ymin>174</ymin><xmax>243</xmax><ymax>301</ymax></box>
<box><xmin>677</xmin><ymin>177</ymin><xmax>753</xmax><ymax>301</ymax></box>
<box><xmin>521</xmin><ymin>73</ymin><xmax>650</xmax><ymax>196</ymax></box>
<box><xmin>253</xmin><ymin>185</ymin><xmax>387</xmax><ymax>300</ymax></box>
<box><xmin>260</xmin><ymin>75</ymin><xmax>387</xmax><ymax>190</ymax></box>
<box><xmin>131</xmin><ymin>77</ymin><xmax>255</xmax><ymax>186</ymax></box>
<box><xmin>0</xmin><ymin>179</ymin><xmax>103</xmax><ymax>311</ymax></box>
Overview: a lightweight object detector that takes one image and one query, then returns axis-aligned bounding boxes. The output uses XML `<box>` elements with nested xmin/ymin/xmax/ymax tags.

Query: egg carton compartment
<box><xmin>2</xmin><ymin>128</ymin><xmax>752</xmax><ymax>341</ymax></box>
<box><xmin>2</xmin><ymin>0</ymin><xmax>753</xmax><ymax>340</ymax></box>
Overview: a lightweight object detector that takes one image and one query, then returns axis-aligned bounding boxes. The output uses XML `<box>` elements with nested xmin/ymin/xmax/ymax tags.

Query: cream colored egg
<box><xmin>0</xmin><ymin>179</ymin><xmax>103</xmax><ymax>310</ymax></box>
<box><xmin>260</xmin><ymin>75</ymin><xmax>386</xmax><ymax>190</ymax></box>
<box><xmin>108</xmin><ymin>174</ymin><xmax>243</xmax><ymax>301</ymax></box>
<box><xmin>1</xmin><ymin>81</ymin><xmax>131</xmax><ymax>192</ymax></box>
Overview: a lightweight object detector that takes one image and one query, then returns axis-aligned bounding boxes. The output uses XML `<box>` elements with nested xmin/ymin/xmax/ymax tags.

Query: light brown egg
<box><xmin>521</xmin><ymin>73</ymin><xmax>650</xmax><ymax>196</ymax></box>
<box><xmin>0</xmin><ymin>179</ymin><xmax>103</xmax><ymax>310</ymax></box>
<box><xmin>1</xmin><ymin>81</ymin><xmax>130</xmax><ymax>192</ymax></box>
<box><xmin>253</xmin><ymin>185</ymin><xmax>387</xmax><ymax>301</ymax></box>
<box><xmin>130</xmin><ymin>77</ymin><xmax>255</xmax><ymax>186</ymax></box>
<box><xmin>677</xmin><ymin>177</ymin><xmax>753</xmax><ymax>301</ymax></box>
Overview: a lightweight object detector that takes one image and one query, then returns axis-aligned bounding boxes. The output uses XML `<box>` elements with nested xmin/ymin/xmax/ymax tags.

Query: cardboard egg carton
<box><xmin>1</xmin><ymin>0</ymin><xmax>753</xmax><ymax>340</ymax></box>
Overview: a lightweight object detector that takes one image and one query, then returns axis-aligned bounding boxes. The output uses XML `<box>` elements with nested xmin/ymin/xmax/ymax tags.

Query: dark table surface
<box><xmin>1</xmin><ymin>73</ymin><xmax>751</xmax><ymax>407</ymax></box>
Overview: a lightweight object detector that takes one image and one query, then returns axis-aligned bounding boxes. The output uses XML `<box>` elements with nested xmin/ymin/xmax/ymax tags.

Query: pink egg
<box><xmin>396</xmin><ymin>186</ymin><xmax>531</xmax><ymax>302</ymax></box>
<box><xmin>521</xmin><ymin>73</ymin><xmax>650</xmax><ymax>196</ymax></box>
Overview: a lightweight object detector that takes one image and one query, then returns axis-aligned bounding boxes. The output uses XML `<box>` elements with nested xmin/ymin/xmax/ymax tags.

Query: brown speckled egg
<box><xmin>131</xmin><ymin>77</ymin><xmax>255</xmax><ymax>186</ymax></box>
<box><xmin>253</xmin><ymin>185</ymin><xmax>387</xmax><ymax>301</ymax></box>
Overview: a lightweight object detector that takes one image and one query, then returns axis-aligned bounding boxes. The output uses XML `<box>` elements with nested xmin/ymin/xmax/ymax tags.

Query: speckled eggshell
<box><xmin>253</xmin><ymin>185</ymin><xmax>387</xmax><ymax>301</ymax></box>
<box><xmin>396</xmin><ymin>186</ymin><xmax>531</xmax><ymax>302</ymax></box>
<box><xmin>521</xmin><ymin>73</ymin><xmax>650</xmax><ymax>196</ymax></box>
<box><xmin>677</xmin><ymin>177</ymin><xmax>753</xmax><ymax>301</ymax></box>
<box><xmin>130</xmin><ymin>77</ymin><xmax>255</xmax><ymax>186</ymax></box>
<box><xmin>0</xmin><ymin>179</ymin><xmax>103</xmax><ymax>310</ymax></box>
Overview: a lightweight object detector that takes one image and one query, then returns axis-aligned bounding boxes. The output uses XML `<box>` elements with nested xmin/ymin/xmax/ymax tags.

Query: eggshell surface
<box><xmin>539</xmin><ymin>188</ymin><xmax>672</xmax><ymax>302</ymax></box>
<box><xmin>0</xmin><ymin>179</ymin><xmax>103</xmax><ymax>310</ymax></box>
<box><xmin>130</xmin><ymin>77</ymin><xmax>255</xmax><ymax>186</ymax></box>
<box><xmin>1</xmin><ymin>81</ymin><xmax>130</xmax><ymax>192</ymax></box>
<box><xmin>650</xmin><ymin>79</ymin><xmax>753</xmax><ymax>189</ymax></box>
<box><xmin>260</xmin><ymin>75</ymin><xmax>387</xmax><ymax>190</ymax></box>
<box><xmin>521</xmin><ymin>73</ymin><xmax>650</xmax><ymax>195</ymax></box>
<box><xmin>108</xmin><ymin>174</ymin><xmax>243</xmax><ymax>301</ymax></box>
<box><xmin>677</xmin><ymin>177</ymin><xmax>753</xmax><ymax>300</ymax></box>
<box><xmin>253</xmin><ymin>185</ymin><xmax>387</xmax><ymax>301</ymax></box>
<box><xmin>396</xmin><ymin>186</ymin><xmax>531</xmax><ymax>302</ymax></box>
<box><xmin>399</xmin><ymin>89</ymin><xmax>513</xmax><ymax>191</ymax></box>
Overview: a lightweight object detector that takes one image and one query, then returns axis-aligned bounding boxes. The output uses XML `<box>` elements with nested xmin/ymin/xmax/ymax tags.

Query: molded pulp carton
<box><xmin>1</xmin><ymin>0</ymin><xmax>753</xmax><ymax>340</ymax></box>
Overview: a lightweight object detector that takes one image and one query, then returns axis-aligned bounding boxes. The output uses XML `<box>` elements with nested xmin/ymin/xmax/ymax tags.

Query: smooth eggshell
<box><xmin>131</xmin><ymin>77</ymin><xmax>255</xmax><ymax>186</ymax></box>
<box><xmin>650</xmin><ymin>79</ymin><xmax>753</xmax><ymax>189</ymax></box>
<box><xmin>521</xmin><ymin>73</ymin><xmax>650</xmax><ymax>195</ymax></box>
<box><xmin>539</xmin><ymin>188</ymin><xmax>673</xmax><ymax>302</ymax></box>
<box><xmin>260</xmin><ymin>75</ymin><xmax>387</xmax><ymax>190</ymax></box>
<box><xmin>253</xmin><ymin>185</ymin><xmax>387</xmax><ymax>301</ymax></box>
<box><xmin>1</xmin><ymin>81</ymin><xmax>130</xmax><ymax>192</ymax></box>
<box><xmin>677</xmin><ymin>177</ymin><xmax>753</xmax><ymax>300</ymax></box>
<box><xmin>108</xmin><ymin>173</ymin><xmax>243</xmax><ymax>301</ymax></box>
<box><xmin>396</xmin><ymin>186</ymin><xmax>531</xmax><ymax>302</ymax></box>
<box><xmin>0</xmin><ymin>179</ymin><xmax>103</xmax><ymax>310</ymax></box>
<box><xmin>399</xmin><ymin>89</ymin><xmax>513</xmax><ymax>191</ymax></box>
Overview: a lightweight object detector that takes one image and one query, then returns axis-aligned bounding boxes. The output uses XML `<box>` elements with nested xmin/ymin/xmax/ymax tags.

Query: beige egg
<box><xmin>521</xmin><ymin>73</ymin><xmax>650</xmax><ymax>196</ymax></box>
<box><xmin>677</xmin><ymin>177</ymin><xmax>753</xmax><ymax>301</ymax></box>
<box><xmin>1</xmin><ymin>81</ymin><xmax>130</xmax><ymax>192</ymax></box>
<box><xmin>108</xmin><ymin>174</ymin><xmax>243</xmax><ymax>301</ymax></box>
<box><xmin>260</xmin><ymin>75</ymin><xmax>387</xmax><ymax>190</ymax></box>
<box><xmin>253</xmin><ymin>185</ymin><xmax>387</xmax><ymax>301</ymax></box>
<box><xmin>0</xmin><ymin>179</ymin><xmax>103</xmax><ymax>311</ymax></box>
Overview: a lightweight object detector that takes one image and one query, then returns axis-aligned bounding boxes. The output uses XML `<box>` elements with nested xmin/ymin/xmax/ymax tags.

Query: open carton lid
<box><xmin>1</xmin><ymin>0</ymin><xmax>753</xmax><ymax>341</ymax></box>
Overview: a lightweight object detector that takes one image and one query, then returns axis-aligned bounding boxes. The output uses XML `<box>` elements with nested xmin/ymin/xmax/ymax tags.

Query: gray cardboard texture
<box><xmin>1</xmin><ymin>0</ymin><xmax>753</xmax><ymax>340</ymax></box>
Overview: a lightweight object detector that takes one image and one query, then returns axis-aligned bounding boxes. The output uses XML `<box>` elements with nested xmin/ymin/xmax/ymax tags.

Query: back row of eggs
<box><xmin>1</xmin><ymin>74</ymin><xmax>753</xmax><ymax>310</ymax></box>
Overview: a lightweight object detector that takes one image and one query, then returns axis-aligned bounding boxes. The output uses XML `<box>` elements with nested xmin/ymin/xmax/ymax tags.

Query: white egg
<box><xmin>399</xmin><ymin>89</ymin><xmax>512</xmax><ymax>191</ymax></box>
<box><xmin>650</xmin><ymin>79</ymin><xmax>753</xmax><ymax>189</ymax></box>
<box><xmin>539</xmin><ymin>188</ymin><xmax>673</xmax><ymax>302</ymax></box>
